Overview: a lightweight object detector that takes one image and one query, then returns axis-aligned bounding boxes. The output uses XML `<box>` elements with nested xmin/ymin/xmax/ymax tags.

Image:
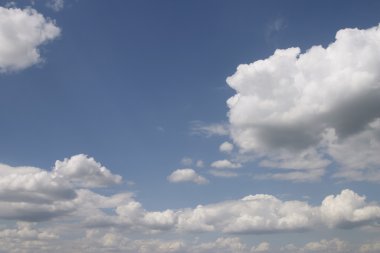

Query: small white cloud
<box><xmin>219</xmin><ymin>141</ymin><xmax>234</xmax><ymax>153</ymax></box>
<box><xmin>211</xmin><ymin>160</ymin><xmax>242</xmax><ymax>169</ymax></box>
<box><xmin>251</xmin><ymin>242</ymin><xmax>270</xmax><ymax>252</ymax></box>
<box><xmin>46</xmin><ymin>0</ymin><xmax>64</xmax><ymax>12</ymax></box>
<box><xmin>180</xmin><ymin>157</ymin><xmax>193</xmax><ymax>166</ymax></box>
<box><xmin>210</xmin><ymin>170</ymin><xmax>238</xmax><ymax>178</ymax></box>
<box><xmin>196</xmin><ymin>160</ymin><xmax>204</xmax><ymax>168</ymax></box>
<box><xmin>167</xmin><ymin>169</ymin><xmax>209</xmax><ymax>185</ymax></box>
<box><xmin>191</xmin><ymin>121</ymin><xmax>230</xmax><ymax>137</ymax></box>
<box><xmin>0</xmin><ymin>6</ymin><xmax>60</xmax><ymax>72</ymax></box>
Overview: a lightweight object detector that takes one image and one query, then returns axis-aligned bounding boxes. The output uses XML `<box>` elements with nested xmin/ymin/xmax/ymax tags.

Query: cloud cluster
<box><xmin>282</xmin><ymin>238</ymin><xmax>348</xmax><ymax>253</ymax></box>
<box><xmin>0</xmin><ymin>222</ymin><xmax>59</xmax><ymax>253</ymax></box>
<box><xmin>193</xmin><ymin>237</ymin><xmax>246</xmax><ymax>253</ymax></box>
<box><xmin>0</xmin><ymin>6</ymin><xmax>60</xmax><ymax>72</ymax></box>
<box><xmin>83</xmin><ymin>189</ymin><xmax>380</xmax><ymax>235</ymax></box>
<box><xmin>359</xmin><ymin>240</ymin><xmax>380</xmax><ymax>253</ymax></box>
<box><xmin>226</xmin><ymin>24</ymin><xmax>380</xmax><ymax>181</ymax></box>
<box><xmin>0</xmin><ymin>154</ymin><xmax>122</xmax><ymax>221</ymax></box>
<box><xmin>0</xmin><ymin>155</ymin><xmax>379</xmax><ymax>251</ymax></box>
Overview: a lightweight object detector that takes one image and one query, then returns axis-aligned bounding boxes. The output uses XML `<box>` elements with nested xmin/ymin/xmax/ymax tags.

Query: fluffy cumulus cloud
<box><xmin>167</xmin><ymin>169</ymin><xmax>209</xmax><ymax>184</ymax></box>
<box><xmin>0</xmin><ymin>154</ymin><xmax>122</xmax><ymax>221</ymax></box>
<box><xmin>226</xmin><ymin>24</ymin><xmax>380</xmax><ymax>181</ymax></box>
<box><xmin>0</xmin><ymin>163</ymin><xmax>76</xmax><ymax>221</ymax></box>
<box><xmin>0</xmin><ymin>6</ymin><xmax>60</xmax><ymax>72</ymax></box>
<box><xmin>320</xmin><ymin>189</ymin><xmax>380</xmax><ymax>229</ymax></box>
<box><xmin>53</xmin><ymin>154</ymin><xmax>122</xmax><ymax>188</ymax></box>
<box><xmin>83</xmin><ymin>189</ymin><xmax>380</xmax><ymax>235</ymax></box>
<box><xmin>219</xmin><ymin>141</ymin><xmax>234</xmax><ymax>153</ymax></box>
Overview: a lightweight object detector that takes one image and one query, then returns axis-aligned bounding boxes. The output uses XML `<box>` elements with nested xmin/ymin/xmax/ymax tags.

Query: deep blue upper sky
<box><xmin>1</xmin><ymin>0</ymin><xmax>380</xmax><ymax>210</ymax></box>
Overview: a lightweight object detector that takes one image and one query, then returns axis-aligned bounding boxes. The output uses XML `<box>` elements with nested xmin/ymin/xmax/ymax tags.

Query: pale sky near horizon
<box><xmin>1</xmin><ymin>1</ymin><xmax>380</xmax><ymax>252</ymax></box>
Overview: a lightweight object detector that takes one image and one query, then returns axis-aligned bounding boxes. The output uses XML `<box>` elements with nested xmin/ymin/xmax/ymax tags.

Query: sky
<box><xmin>0</xmin><ymin>0</ymin><xmax>380</xmax><ymax>252</ymax></box>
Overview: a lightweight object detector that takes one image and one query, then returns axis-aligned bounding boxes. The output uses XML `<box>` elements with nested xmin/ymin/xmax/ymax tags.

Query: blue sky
<box><xmin>1</xmin><ymin>0</ymin><xmax>380</xmax><ymax>252</ymax></box>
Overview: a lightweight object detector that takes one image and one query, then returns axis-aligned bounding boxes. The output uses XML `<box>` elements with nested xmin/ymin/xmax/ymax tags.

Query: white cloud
<box><xmin>193</xmin><ymin>237</ymin><xmax>247</xmax><ymax>253</ymax></box>
<box><xmin>320</xmin><ymin>189</ymin><xmax>380</xmax><ymax>228</ymax></box>
<box><xmin>255</xmin><ymin>169</ymin><xmax>325</xmax><ymax>182</ymax></box>
<box><xmin>0</xmin><ymin>154</ymin><xmax>125</xmax><ymax>221</ymax></box>
<box><xmin>226</xmin><ymin>24</ymin><xmax>380</xmax><ymax>181</ymax></box>
<box><xmin>0</xmin><ymin>222</ymin><xmax>59</xmax><ymax>253</ymax></box>
<box><xmin>359</xmin><ymin>240</ymin><xmax>380</xmax><ymax>253</ymax></box>
<box><xmin>167</xmin><ymin>169</ymin><xmax>208</xmax><ymax>184</ymax></box>
<box><xmin>177</xmin><ymin>193</ymin><xmax>317</xmax><ymax>234</ymax></box>
<box><xmin>181</xmin><ymin>157</ymin><xmax>193</xmax><ymax>166</ymax></box>
<box><xmin>0</xmin><ymin>163</ymin><xmax>76</xmax><ymax>221</ymax></box>
<box><xmin>0</xmin><ymin>156</ymin><xmax>379</xmax><ymax>236</ymax></box>
<box><xmin>46</xmin><ymin>0</ymin><xmax>64</xmax><ymax>12</ymax></box>
<box><xmin>79</xmin><ymin>230</ymin><xmax>186</xmax><ymax>253</ymax></box>
<box><xmin>219</xmin><ymin>142</ymin><xmax>234</xmax><ymax>153</ymax></box>
<box><xmin>0</xmin><ymin>164</ymin><xmax>76</xmax><ymax>204</ymax></box>
<box><xmin>196</xmin><ymin>160</ymin><xmax>204</xmax><ymax>168</ymax></box>
<box><xmin>210</xmin><ymin>170</ymin><xmax>238</xmax><ymax>178</ymax></box>
<box><xmin>83</xmin><ymin>189</ymin><xmax>380</xmax><ymax>235</ymax></box>
<box><xmin>251</xmin><ymin>242</ymin><xmax>270</xmax><ymax>252</ymax></box>
<box><xmin>177</xmin><ymin>189</ymin><xmax>380</xmax><ymax>234</ymax></box>
<box><xmin>303</xmin><ymin>239</ymin><xmax>348</xmax><ymax>252</ymax></box>
<box><xmin>282</xmin><ymin>238</ymin><xmax>348</xmax><ymax>253</ymax></box>
<box><xmin>0</xmin><ymin>6</ymin><xmax>60</xmax><ymax>72</ymax></box>
<box><xmin>53</xmin><ymin>154</ymin><xmax>122</xmax><ymax>188</ymax></box>
<box><xmin>211</xmin><ymin>160</ymin><xmax>242</xmax><ymax>169</ymax></box>
<box><xmin>191</xmin><ymin>121</ymin><xmax>230</xmax><ymax>137</ymax></box>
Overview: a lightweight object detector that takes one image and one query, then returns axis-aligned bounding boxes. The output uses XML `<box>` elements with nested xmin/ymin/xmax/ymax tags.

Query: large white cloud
<box><xmin>0</xmin><ymin>6</ymin><xmax>60</xmax><ymax>72</ymax></box>
<box><xmin>84</xmin><ymin>189</ymin><xmax>380</xmax><ymax>235</ymax></box>
<box><xmin>320</xmin><ymin>189</ymin><xmax>380</xmax><ymax>228</ymax></box>
<box><xmin>226</xmin><ymin>24</ymin><xmax>380</xmax><ymax>181</ymax></box>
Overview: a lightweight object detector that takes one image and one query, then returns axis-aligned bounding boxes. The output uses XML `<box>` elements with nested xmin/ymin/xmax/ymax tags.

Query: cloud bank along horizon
<box><xmin>1</xmin><ymin>3</ymin><xmax>380</xmax><ymax>253</ymax></box>
<box><xmin>0</xmin><ymin>153</ymin><xmax>380</xmax><ymax>252</ymax></box>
